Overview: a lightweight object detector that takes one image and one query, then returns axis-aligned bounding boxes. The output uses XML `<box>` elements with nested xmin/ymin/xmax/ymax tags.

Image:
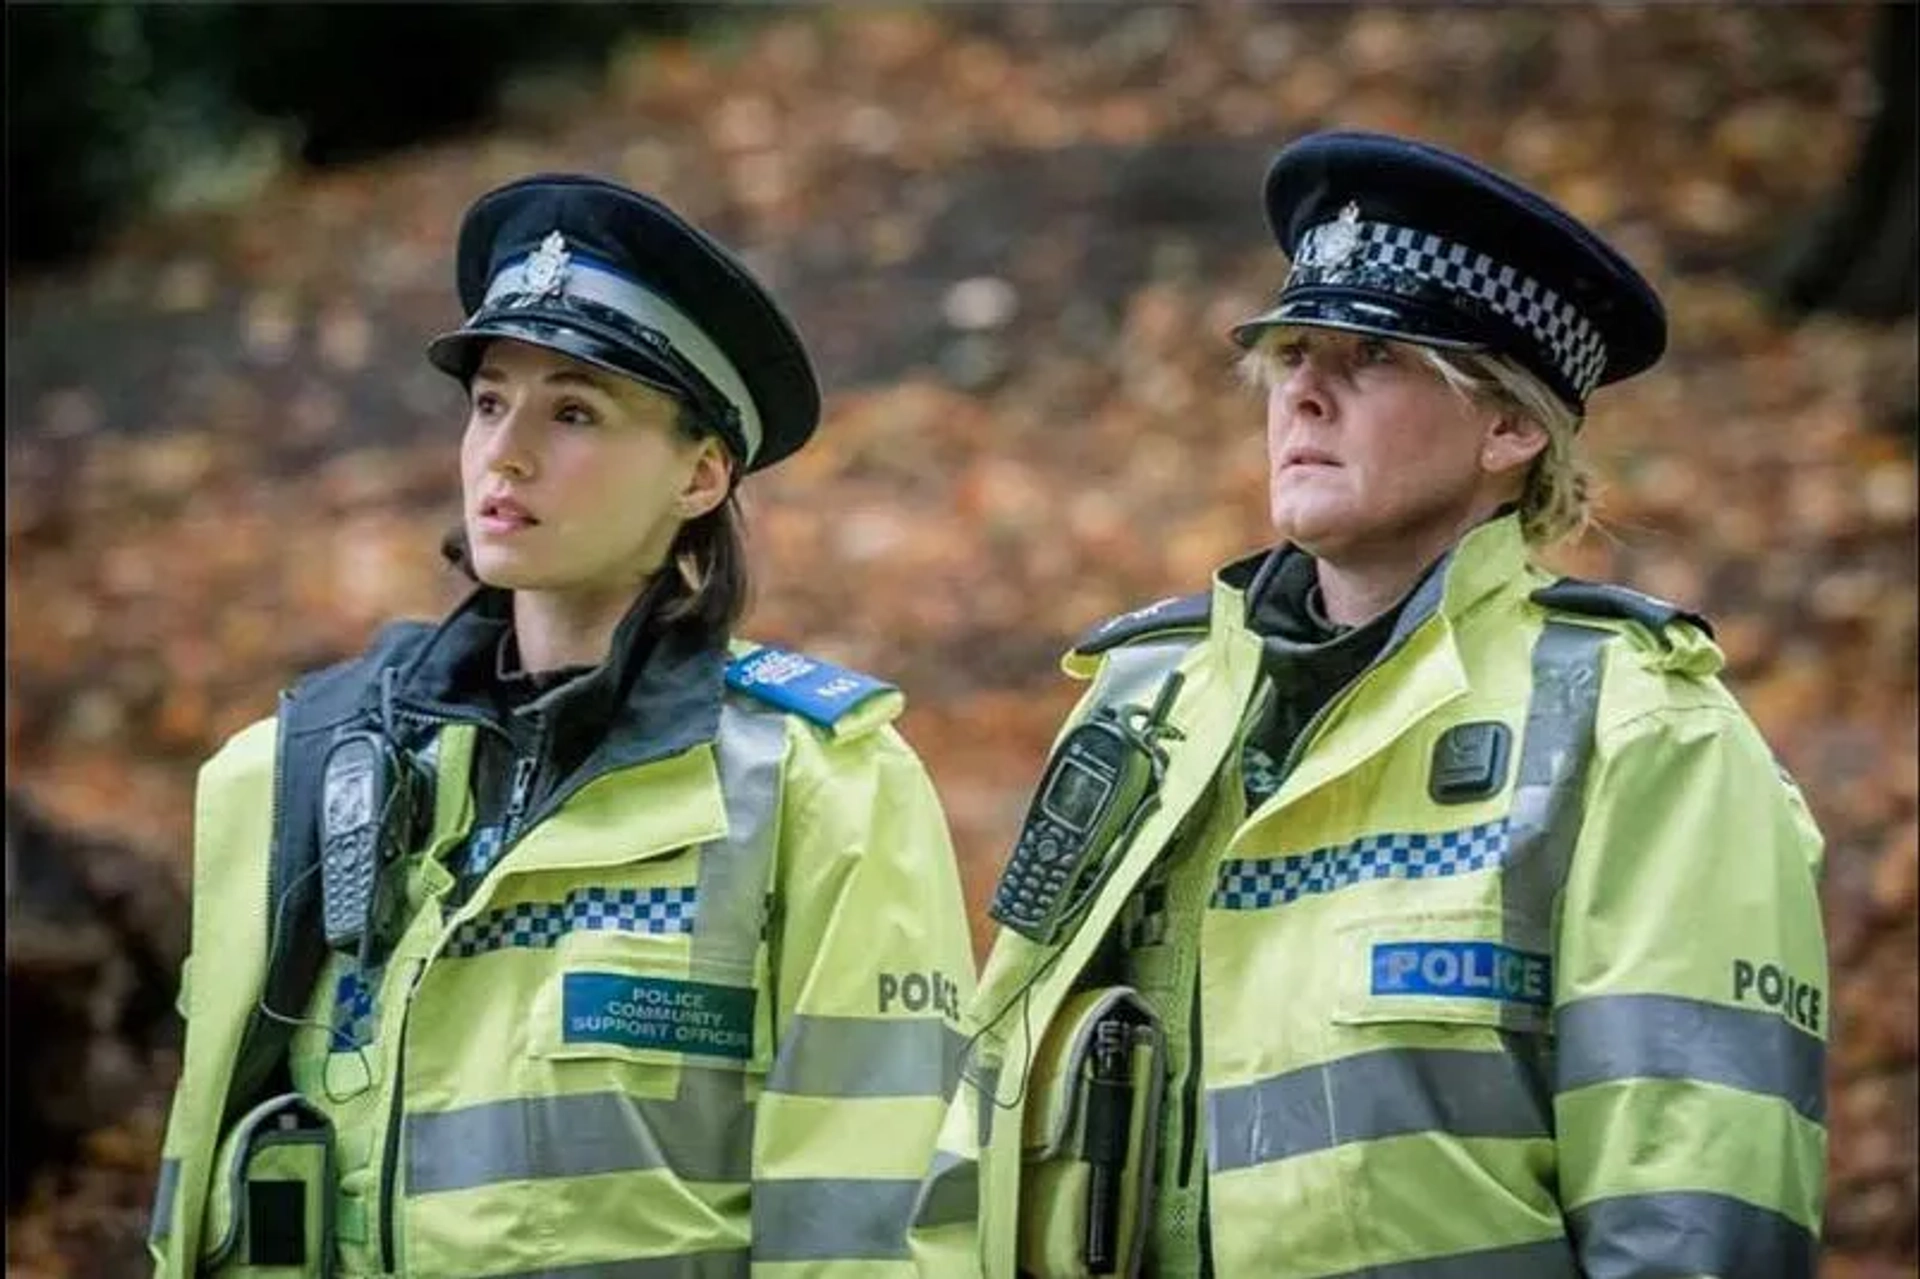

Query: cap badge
<box><xmin>522</xmin><ymin>231</ymin><xmax>572</xmax><ymax>299</ymax></box>
<box><xmin>1305</xmin><ymin>202</ymin><xmax>1363</xmax><ymax>270</ymax></box>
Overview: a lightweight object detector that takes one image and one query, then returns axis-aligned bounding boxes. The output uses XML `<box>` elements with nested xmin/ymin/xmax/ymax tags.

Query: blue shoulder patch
<box><xmin>724</xmin><ymin>645</ymin><xmax>897</xmax><ymax>728</ymax></box>
<box><xmin>1529</xmin><ymin>577</ymin><xmax>1714</xmax><ymax>640</ymax></box>
<box><xmin>1072</xmin><ymin>591</ymin><xmax>1212</xmax><ymax>657</ymax></box>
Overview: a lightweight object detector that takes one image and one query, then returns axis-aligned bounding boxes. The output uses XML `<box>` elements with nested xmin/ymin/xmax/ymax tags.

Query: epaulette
<box><xmin>1071</xmin><ymin>591</ymin><xmax>1212</xmax><ymax>657</ymax></box>
<box><xmin>725</xmin><ymin>644</ymin><xmax>901</xmax><ymax>734</ymax></box>
<box><xmin>1529</xmin><ymin>577</ymin><xmax>1715</xmax><ymax>641</ymax></box>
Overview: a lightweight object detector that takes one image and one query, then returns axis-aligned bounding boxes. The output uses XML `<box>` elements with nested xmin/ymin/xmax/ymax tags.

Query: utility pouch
<box><xmin>200</xmin><ymin>1092</ymin><xmax>335</xmax><ymax>1278</ymax></box>
<box><xmin>1017</xmin><ymin>987</ymin><xmax>1166</xmax><ymax>1279</ymax></box>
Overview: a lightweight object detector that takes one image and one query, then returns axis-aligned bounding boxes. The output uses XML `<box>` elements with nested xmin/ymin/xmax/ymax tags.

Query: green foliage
<box><xmin>6</xmin><ymin>2</ymin><xmax>707</xmax><ymax>271</ymax></box>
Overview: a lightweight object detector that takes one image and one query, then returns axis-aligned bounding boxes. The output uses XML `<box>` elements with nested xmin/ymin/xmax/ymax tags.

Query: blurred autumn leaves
<box><xmin>6</xmin><ymin>5</ymin><xmax>1915</xmax><ymax>1274</ymax></box>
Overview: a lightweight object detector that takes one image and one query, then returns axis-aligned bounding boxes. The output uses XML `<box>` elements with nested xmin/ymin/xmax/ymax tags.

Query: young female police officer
<box><xmin>148</xmin><ymin>174</ymin><xmax>974</xmax><ymax>1278</ymax></box>
<box><xmin>910</xmin><ymin>132</ymin><xmax>1828</xmax><ymax>1278</ymax></box>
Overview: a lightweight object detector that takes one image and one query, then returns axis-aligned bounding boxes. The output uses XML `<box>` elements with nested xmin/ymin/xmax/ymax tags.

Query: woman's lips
<box><xmin>475</xmin><ymin>495</ymin><xmax>538</xmax><ymax>536</ymax></box>
<box><xmin>1282</xmin><ymin>449</ymin><xmax>1340</xmax><ymax>468</ymax></box>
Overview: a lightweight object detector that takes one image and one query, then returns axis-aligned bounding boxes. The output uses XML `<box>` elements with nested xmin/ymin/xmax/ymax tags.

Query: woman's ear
<box><xmin>679</xmin><ymin>438</ymin><xmax>733</xmax><ymax>521</ymax></box>
<box><xmin>1480</xmin><ymin>411</ymin><xmax>1549</xmax><ymax>479</ymax></box>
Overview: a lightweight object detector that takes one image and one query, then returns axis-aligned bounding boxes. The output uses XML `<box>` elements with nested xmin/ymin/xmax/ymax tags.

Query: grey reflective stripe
<box><xmin>1558</xmin><ymin>992</ymin><xmax>1827</xmax><ymax>1123</ymax></box>
<box><xmin>751</xmin><ymin>1177</ymin><xmax>919</xmax><ymax>1261</ymax></box>
<box><xmin>911</xmin><ymin>1150</ymin><xmax>980</xmax><ymax>1229</ymax></box>
<box><xmin>1084</xmin><ymin>638</ymin><xmax>1193</xmax><ymax>720</ymax></box>
<box><xmin>1570</xmin><ymin>1190</ymin><xmax>1817</xmax><ymax>1279</ymax></box>
<box><xmin>766</xmin><ymin>1014</ymin><xmax>965</xmax><ymax>1099</ymax></box>
<box><xmin>692</xmin><ymin>698</ymin><xmax>787</xmax><ymax>983</ymax></box>
<box><xmin>486</xmin><ymin>1249</ymin><xmax>750</xmax><ymax>1279</ymax></box>
<box><xmin>973</xmin><ymin>1061</ymin><xmax>999</xmax><ymax>1150</ymax></box>
<box><xmin>1319</xmin><ymin>1236</ymin><xmax>1580</xmax><ymax>1279</ymax></box>
<box><xmin>1500</xmin><ymin>619</ymin><xmax>1610</xmax><ymax>1030</ymax></box>
<box><xmin>407</xmin><ymin>1072</ymin><xmax>752</xmax><ymax>1194</ymax></box>
<box><xmin>1207</xmin><ymin>1047</ymin><xmax>1550</xmax><ymax>1173</ymax></box>
<box><xmin>147</xmin><ymin>1156</ymin><xmax>180</xmax><ymax>1242</ymax></box>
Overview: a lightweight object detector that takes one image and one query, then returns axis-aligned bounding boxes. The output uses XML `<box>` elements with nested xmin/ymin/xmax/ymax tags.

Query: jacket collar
<box><xmin>391</xmin><ymin>584</ymin><xmax>728</xmax><ymax>781</ymax></box>
<box><xmin>1210</xmin><ymin>510</ymin><xmax>1532</xmax><ymax>650</ymax></box>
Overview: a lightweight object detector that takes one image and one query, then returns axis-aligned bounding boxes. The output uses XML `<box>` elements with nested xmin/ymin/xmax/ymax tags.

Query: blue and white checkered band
<box><xmin>480</xmin><ymin>242</ymin><xmax>764</xmax><ymax>463</ymax></box>
<box><xmin>1286</xmin><ymin>213</ymin><xmax>1610</xmax><ymax>401</ymax></box>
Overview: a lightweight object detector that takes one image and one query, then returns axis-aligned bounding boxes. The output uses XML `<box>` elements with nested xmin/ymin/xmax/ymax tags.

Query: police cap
<box><xmin>427</xmin><ymin>174</ymin><xmax>820</xmax><ymax>471</ymax></box>
<box><xmin>1231</xmin><ymin>131</ymin><xmax>1666</xmax><ymax>415</ymax></box>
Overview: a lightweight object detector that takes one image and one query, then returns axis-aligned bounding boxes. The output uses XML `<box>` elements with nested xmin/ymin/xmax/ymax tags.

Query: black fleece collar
<box><xmin>389</xmin><ymin>584</ymin><xmax>729</xmax><ymax>791</ymax></box>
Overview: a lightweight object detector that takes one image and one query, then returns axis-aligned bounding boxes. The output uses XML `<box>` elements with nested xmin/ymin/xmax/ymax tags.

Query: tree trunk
<box><xmin>5</xmin><ymin>794</ymin><xmax>186</xmax><ymax>1208</ymax></box>
<box><xmin>1768</xmin><ymin>2</ymin><xmax>1917</xmax><ymax>322</ymax></box>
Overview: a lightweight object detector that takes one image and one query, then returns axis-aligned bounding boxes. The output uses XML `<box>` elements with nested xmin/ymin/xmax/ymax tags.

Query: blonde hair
<box><xmin>1416</xmin><ymin>346</ymin><xmax>1590</xmax><ymax>547</ymax></box>
<box><xmin>1238</xmin><ymin>329</ymin><xmax>1592</xmax><ymax>547</ymax></box>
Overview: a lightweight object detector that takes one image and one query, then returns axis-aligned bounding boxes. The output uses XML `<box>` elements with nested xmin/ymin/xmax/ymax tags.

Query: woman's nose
<box><xmin>483</xmin><ymin>406</ymin><xmax>536</xmax><ymax>478</ymax></box>
<box><xmin>1273</xmin><ymin>367</ymin><xmax>1330</xmax><ymax>425</ymax></box>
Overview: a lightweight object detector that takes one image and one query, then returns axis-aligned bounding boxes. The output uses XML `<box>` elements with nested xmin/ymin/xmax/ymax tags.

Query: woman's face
<box><xmin>1260</xmin><ymin>327</ymin><xmax>1541</xmax><ymax>564</ymax></box>
<box><xmin>460</xmin><ymin>339</ymin><xmax>729</xmax><ymax>599</ymax></box>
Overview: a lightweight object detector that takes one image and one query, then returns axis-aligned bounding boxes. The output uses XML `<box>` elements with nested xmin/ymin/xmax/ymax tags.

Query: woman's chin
<box><xmin>1270</xmin><ymin>503</ymin><xmax>1354</xmax><ymax>553</ymax></box>
<box><xmin>469</xmin><ymin>554</ymin><xmax>540</xmax><ymax>591</ymax></box>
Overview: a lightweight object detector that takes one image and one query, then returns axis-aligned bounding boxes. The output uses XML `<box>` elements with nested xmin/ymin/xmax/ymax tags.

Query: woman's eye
<box><xmin>471</xmin><ymin>391</ymin><xmax>504</xmax><ymax>416</ymax></box>
<box><xmin>1357</xmin><ymin>339</ymin><xmax>1394</xmax><ymax>365</ymax></box>
<box><xmin>555</xmin><ymin>402</ymin><xmax>598</xmax><ymax>427</ymax></box>
<box><xmin>1274</xmin><ymin>342</ymin><xmax>1307</xmax><ymax>367</ymax></box>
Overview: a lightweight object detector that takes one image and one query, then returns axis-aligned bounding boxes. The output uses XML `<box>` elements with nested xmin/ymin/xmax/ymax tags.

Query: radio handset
<box><xmin>988</xmin><ymin>672</ymin><xmax>1184</xmax><ymax>946</ymax></box>
<box><xmin>317</xmin><ymin>729</ymin><xmax>417</xmax><ymax>969</ymax></box>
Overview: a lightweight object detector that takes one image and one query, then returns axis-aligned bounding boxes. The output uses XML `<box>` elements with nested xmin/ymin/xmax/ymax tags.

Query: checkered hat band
<box><xmin>1287</xmin><ymin>218</ymin><xmax>1608</xmax><ymax>399</ymax></box>
<box><xmin>1212</xmin><ymin>817</ymin><xmax>1511</xmax><ymax>911</ymax></box>
<box><xmin>443</xmin><ymin>884</ymin><xmax>699</xmax><ymax>958</ymax></box>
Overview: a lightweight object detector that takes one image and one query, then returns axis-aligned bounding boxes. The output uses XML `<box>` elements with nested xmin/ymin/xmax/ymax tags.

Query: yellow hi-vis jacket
<box><xmin>148</xmin><ymin>606</ymin><xmax>974</xmax><ymax>1279</ymax></box>
<box><xmin>910</xmin><ymin>514</ymin><xmax>1827</xmax><ymax>1279</ymax></box>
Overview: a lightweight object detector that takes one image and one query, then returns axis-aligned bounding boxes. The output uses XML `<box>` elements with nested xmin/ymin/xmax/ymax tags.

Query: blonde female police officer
<box><xmin>909</xmin><ymin>132</ymin><xmax>1828</xmax><ymax>1278</ymax></box>
<box><xmin>148</xmin><ymin>175</ymin><xmax>975</xmax><ymax>1278</ymax></box>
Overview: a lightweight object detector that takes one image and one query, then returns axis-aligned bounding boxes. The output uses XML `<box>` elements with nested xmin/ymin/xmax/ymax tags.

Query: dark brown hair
<box><xmin>442</xmin><ymin>400</ymin><xmax>752</xmax><ymax>643</ymax></box>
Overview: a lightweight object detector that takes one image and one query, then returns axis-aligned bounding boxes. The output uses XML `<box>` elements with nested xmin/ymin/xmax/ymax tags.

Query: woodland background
<box><xmin>6</xmin><ymin>4</ymin><xmax>1915</xmax><ymax>1275</ymax></box>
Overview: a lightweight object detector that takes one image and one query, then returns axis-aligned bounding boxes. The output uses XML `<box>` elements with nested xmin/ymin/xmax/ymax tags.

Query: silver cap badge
<box><xmin>522</xmin><ymin>231</ymin><xmax>572</xmax><ymax>298</ymax></box>
<box><xmin>1303</xmin><ymin>202</ymin><xmax>1363</xmax><ymax>270</ymax></box>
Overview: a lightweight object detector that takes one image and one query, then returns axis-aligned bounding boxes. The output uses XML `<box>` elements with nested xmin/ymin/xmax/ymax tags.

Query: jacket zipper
<box><xmin>1168</xmin><ymin>623</ymin><xmax>1435</xmax><ymax>1245</ymax></box>
<box><xmin>1177</xmin><ymin>958</ymin><xmax>1206</xmax><ymax>1189</ymax></box>
<box><xmin>1178</xmin><ymin>691</ymin><xmax>1262</xmax><ymax>1194</ymax></box>
<box><xmin>378</xmin><ymin>711</ymin><xmax>542</xmax><ymax>1272</ymax></box>
<box><xmin>377</xmin><ymin>961</ymin><xmax>422</xmax><ymax>1274</ymax></box>
<box><xmin>500</xmin><ymin>755</ymin><xmax>539</xmax><ymax>847</ymax></box>
<box><xmin>371</xmin><ymin>700</ymin><xmax>481</xmax><ymax>1275</ymax></box>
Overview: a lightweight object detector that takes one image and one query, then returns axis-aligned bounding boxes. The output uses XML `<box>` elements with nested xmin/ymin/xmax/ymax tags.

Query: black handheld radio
<box><xmin>317</xmin><ymin>732</ymin><xmax>405</xmax><ymax>963</ymax></box>
<box><xmin>317</xmin><ymin>670</ymin><xmax>426</xmax><ymax>971</ymax></box>
<box><xmin>988</xmin><ymin>672</ymin><xmax>1184</xmax><ymax>946</ymax></box>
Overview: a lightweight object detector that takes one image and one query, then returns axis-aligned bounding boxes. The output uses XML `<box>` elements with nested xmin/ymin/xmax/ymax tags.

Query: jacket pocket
<box><xmin>200</xmin><ymin>1092</ymin><xmax>335</xmax><ymax>1278</ymax></box>
<box><xmin>1332</xmin><ymin>909</ymin><xmax>1554</xmax><ymax>1037</ymax></box>
<box><xmin>528</xmin><ymin>927</ymin><xmax>772</xmax><ymax>1098</ymax></box>
<box><xmin>1017</xmin><ymin>986</ymin><xmax>1166</xmax><ymax>1279</ymax></box>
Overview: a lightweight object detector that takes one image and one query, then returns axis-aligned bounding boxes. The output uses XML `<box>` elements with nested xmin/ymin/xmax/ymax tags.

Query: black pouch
<box><xmin>1017</xmin><ymin>986</ymin><xmax>1167</xmax><ymax>1279</ymax></box>
<box><xmin>200</xmin><ymin>1092</ymin><xmax>335</xmax><ymax>1278</ymax></box>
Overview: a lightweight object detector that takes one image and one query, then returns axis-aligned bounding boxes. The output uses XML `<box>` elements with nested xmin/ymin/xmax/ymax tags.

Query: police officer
<box><xmin>148</xmin><ymin>175</ymin><xmax>976</xmax><ymax>1277</ymax></box>
<box><xmin>910</xmin><ymin>132</ymin><xmax>1828</xmax><ymax>1278</ymax></box>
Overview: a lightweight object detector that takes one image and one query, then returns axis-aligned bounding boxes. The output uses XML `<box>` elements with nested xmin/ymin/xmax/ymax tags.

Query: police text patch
<box><xmin>1732</xmin><ymin>958</ymin><xmax>1822</xmax><ymax>1034</ymax></box>
<box><xmin>561</xmin><ymin>973</ymin><xmax>754</xmax><ymax>1060</ymax></box>
<box><xmin>1371</xmin><ymin>941</ymin><xmax>1550</xmax><ymax>1007</ymax></box>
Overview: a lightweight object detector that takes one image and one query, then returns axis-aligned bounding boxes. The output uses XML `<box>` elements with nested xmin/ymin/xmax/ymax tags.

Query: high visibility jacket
<box><xmin>149</xmin><ymin>597</ymin><xmax>975</xmax><ymax>1279</ymax></box>
<box><xmin>910</xmin><ymin>515</ymin><xmax>1827</xmax><ymax>1279</ymax></box>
